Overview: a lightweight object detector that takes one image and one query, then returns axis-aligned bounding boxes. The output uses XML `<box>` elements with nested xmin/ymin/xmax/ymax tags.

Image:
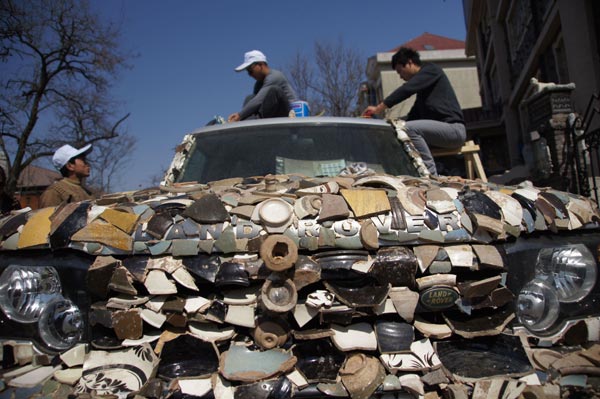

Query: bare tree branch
<box><xmin>287</xmin><ymin>38</ymin><xmax>364</xmax><ymax>117</ymax></box>
<box><xmin>0</xmin><ymin>0</ymin><xmax>136</xmax><ymax>199</ymax></box>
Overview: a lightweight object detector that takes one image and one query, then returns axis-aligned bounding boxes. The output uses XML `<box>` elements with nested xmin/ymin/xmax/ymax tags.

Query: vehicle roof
<box><xmin>188</xmin><ymin>116</ymin><xmax>393</xmax><ymax>136</ymax></box>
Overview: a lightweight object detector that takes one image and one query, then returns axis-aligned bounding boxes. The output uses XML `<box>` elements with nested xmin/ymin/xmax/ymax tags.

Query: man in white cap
<box><xmin>40</xmin><ymin>144</ymin><xmax>94</xmax><ymax>208</ymax></box>
<box><xmin>228</xmin><ymin>50</ymin><xmax>297</xmax><ymax>122</ymax></box>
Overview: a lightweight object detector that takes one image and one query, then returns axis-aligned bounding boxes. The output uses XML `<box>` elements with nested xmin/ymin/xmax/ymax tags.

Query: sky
<box><xmin>94</xmin><ymin>0</ymin><xmax>468</xmax><ymax>191</ymax></box>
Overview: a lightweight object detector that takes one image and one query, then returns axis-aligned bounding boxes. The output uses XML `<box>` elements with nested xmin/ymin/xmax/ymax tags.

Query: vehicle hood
<box><xmin>1</xmin><ymin>173</ymin><xmax>598</xmax><ymax>255</ymax></box>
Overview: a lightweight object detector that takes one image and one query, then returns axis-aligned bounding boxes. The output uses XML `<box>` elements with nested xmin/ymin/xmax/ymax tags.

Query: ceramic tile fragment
<box><xmin>413</xmin><ymin>317</ymin><xmax>453</xmax><ymax>339</ymax></box>
<box><xmin>293</xmin><ymin>303</ymin><xmax>319</xmax><ymax>327</ymax></box>
<box><xmin>109</xmin><ymin>265</ymin><xmax>138</xmax><ymax>295</ymax></box>
<box><xmin>224</xmin><ymin>304</ymin><xmax>256</xmax><ymax>328</ymax></box>
<box><xmin>472</xmin><ymin>379</ymin><xmax>526</xmax><ymax>399</ymax></box>
<box><xmin>426</xmin><ymin>188</ymin><xmax>456</xmax><ymax>213</ymax></box>
<box><xmin>399</xmin><ymin>374</ymin><xmax>425</xmax><ymax>396</ymax></box>
<box><xmin>54</xmin><ymin>368</ymin><xmax>83</xmax><ymax>386</ymax></box>
<box><xmin>293</xmin><ymin>339</ymin><xmax>344</xmax><ymax>383</ymax></box>
<box><xmin>339</xmin><ymin>353</ymin><xmax>386</xmax><ymax>399</ymax></box>
<box><xmin>183</xmin><ymin>193</ymin><xmax>230</xmax><ymax>223</ymax></box>
<box><xmin>317</xmin><ymin>193</ymin><xmax>350</xmax><ymax>221</ymax></box>
<box><xmin>86</xmin><ymin>256</ymin><xmax>120</xmax><ymax>298</ymax></box>
<box><xmin>444</xmin><ymin>244</ymin><xmax>473</xmax><ymax>268</ymax></box>
<box><xmin>340</xmin><ymin>189</ymin><xmax>390</xmax><ymax>218</ymax></box>
<box><xmin>472</xmin><ymin>245</ymin><xmax>504</xmax><ymax>269</ymax></box>
<box><xmin>458</xmin><ymin>275</ymin><xmax>502</xmax><ymax>298</ymax></box>
<box><xmin>71</xmin><ymin>219</ymin><xmax>133</xmax><ymax>251</ymax></box>
<box><xmin>414</xmin><ymin>245</ymin><xmax>440</xmax><ymax>273</ymax></box>
<box><xmin>8</xmin><ymin>366</ymin><xmax>60</xmax><ymax>388</ymax></box>
<box><xmin>443</xmin><ymin>307</ymin><xmax>515</xmax><ymax>338</ymax></box>
<box><xmin>416</xmin><ymin>274</ymin><xmax>457</xmax><ymax>290</ymax></box>
<box><xmin>221</xmin><ymin>285</ymin><xmax>259</xmax><ymax>305</ymax></box>
<box><xmin>219</xmin><ymin>344</ymin><xmax>296</xmax><ymax>382</ymax></box>
<box><xmin>212</xmin><ymin>373</ymin><xmax>235</xmax><ymax>399</ymax></box>
<box><xmin>77</xmin><ymin>344</ymin><xmax>158</xmax><ymax>396</ymax></box>
<box><xmin>178</xmin><ymin>377</ymin><xmax>212</xmax><ymax>396</ymax></box>
<box><xmin>388</xmin><ymin>287</ymin><xmax>419</xmax><ymax>322</ymax></box>
<box><xmin>171</xmin><ymin>266</ymin><xmax>199</xmax><ymax>291</ymax></box>
<box><xmin>171</xmin><ymin>239</ymin><xmax>199</xmax><ymax>256</ymax></box>
<box><xmin>296</xmin><ymin>181</ymin><xmax>339</xmax><ymax>195</ymax></box>
<box><xmin>146</xmin><ymin>213</ymin><xmax>174</xmax><ymax>239</ymax></box>
<box><xmin>157</xmin><ymin>334</ymin><xmax>218</xmax><ymax>378</ymax></box>
<box><xmin>472</xmin><ymin>213</ymin><xmax>504</xmax><ymax>235</ymax></box>
<box><xmin>189</xmin><ymin>322</ymin><xmax>235</xmax><ymax>343</ymax></box>
<box><xmin>293</xmin><ymin>195</ymin><xmax>321</xmax><ymax>219</ymax></box>
<box><xmin>359</xmin><ymin>219</ymin><xmax>379</xmax><ymax>250</ymax></box>
<box><xmin>375</xmin><ymin>321</ymin><xmax>414</xmax><ymax>353</ymax></box>
<box><xmin>252</xmin><ymin>198</ymin><xmax>294</xmax><ymax>233</ymax></box>
<box><xmin>122</xmin><ymin>332</ymin><xmax>161</xmax><ymax>347</ymax></box>
<box><xmin>17</xmin><ymin>207</ymin><xmax>54</xmax><ymax>248</ymax></box>
<box><xmin>316</xmin><ymin>382</ymin><xmax>349</xmax><ymax>397</ymax></box>
<box><xmin>485</xmin><ymin>190</ymin><xmax>523</xmax><ymax>227</ymax></box>
<box><xmin>140</xmin><ymin>308</ymin><xmax>167</xmax><ymax>328</ymax></box>
<box><xmin>60</xmin><ymin>344</ymin><xmax>87</xmax><ymax>368</ymax></box>
<box><xmin>0</xmin><ymin>211</ymin><xmax>28</xmax><ymax>239</ymax></box>
<box><xmin>396</xmin><ymin>187</ymin><xmax>425</xmax><ymax>216</ymax></box>
<box><xmin>380</xmin><ymin>339</ymin><xmax>441</xmax><ymax>372</ymax></box>
<box><xmin>144</xmin><ymin>270</ymin><xmax>177</xmax><ymax>295</ymax></box>
<box><xmin>99</xmin><ymin>208</ymin><xmax>140</xmax><ymax>234</ymax></box>
<box><xmin>112</xmin><ymin>309</ymin><xmax>143</xmax><ymax>340</ymax></box>
<box><xmin>331</xmin><ymin>322</ymin><xmax>377</xmax><ymax>351</ymax></box>
<box><xmin>286</xmin><ymin>369</ymin><xmax>308</xmax><ymax>389</ymax></box>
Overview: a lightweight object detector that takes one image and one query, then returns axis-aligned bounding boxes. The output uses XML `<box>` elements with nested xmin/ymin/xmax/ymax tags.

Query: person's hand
<box><xmin>362</xmin><ymin>103</ymin><xmax>387</xmax><ymax>118</ymax></box>
<box><xmin>362</xmin><ymin>106</ymin><xmax>378</xmax><ymax>117</ymax></box>
<box><xmin>228</xmin><ymin>113</ymin><xmax>241</xmax><ymax>122</ymax></box>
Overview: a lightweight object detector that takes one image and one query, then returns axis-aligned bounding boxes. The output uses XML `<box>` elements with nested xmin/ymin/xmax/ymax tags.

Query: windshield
<box><xmin>175</xmin><ymin>120</ymin><xmax>418</xmax><ymax>183</ymax></box>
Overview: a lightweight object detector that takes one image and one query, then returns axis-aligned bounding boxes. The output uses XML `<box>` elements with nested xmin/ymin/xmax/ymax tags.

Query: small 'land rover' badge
<box><xmin>420</xmin><ymin>286</ymin><xmax>459</xmax><ymax>310</ymax></box>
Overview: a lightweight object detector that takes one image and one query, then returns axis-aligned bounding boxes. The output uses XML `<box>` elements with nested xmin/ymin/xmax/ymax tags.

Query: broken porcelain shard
<box><xmin>436</xmin><ymin>335</ymin><xmax>533</xmax><ymax>380</ymax></box>
<box><xmin>375</xmin><ymin>320</ymin><xmax>414</xmax><ymax>353</ymax></box>
<box><xmin>292</xmin><ymin>339</ymin><xmax>345</xmax><ymax>383</ymax></box>
<box><xmin>261</xmin><ymin>277</ymin><xmax>298</xmax><ymax>313</ymax></box>
<box><xmin>339</xmin><ymin>353</ymin><xmax>386</xmax><ymax>399</ymax></box>
<box><xmin>219</xmin><ymin>344</ymin><xmax>297</xmax><ymax>383</ymax></box>
<box><xmin>323</xmin><ymin>280</ymin><xmax>389</xmax><ymax>307</ymax></box>
<box><xmin>260</xmin><ymin>234</ymin><xmax>298</xmax><ymax>272</ymax></box>
<box><xmin>157</xmin><ymin>335</ymin><xmax>219</xmax><ymax>379</ymax></box>
<box><xmin>76</xmin><ymin>344</ymin><xmax>158</xmax><ymax>397</ymax></box>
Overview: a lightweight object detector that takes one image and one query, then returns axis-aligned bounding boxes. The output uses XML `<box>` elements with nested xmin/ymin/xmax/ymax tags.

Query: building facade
<box><xmin>463</xmin><ymin>0</ymin><xmax>600</xmax><ymax>184</ymax></box>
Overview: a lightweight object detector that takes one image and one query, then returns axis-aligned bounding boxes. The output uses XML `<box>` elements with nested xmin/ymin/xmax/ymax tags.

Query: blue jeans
<box><xmin>404</xmin><ymin>120</ymin><xmax>467</xmax><ymax>175</ymax></box>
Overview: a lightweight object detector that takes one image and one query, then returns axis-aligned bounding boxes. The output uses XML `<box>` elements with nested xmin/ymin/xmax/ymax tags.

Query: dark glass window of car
<box><xmin>175</xmin><ymin>122</ymin><xmax>418</xmax><ymax>183</ymax></box>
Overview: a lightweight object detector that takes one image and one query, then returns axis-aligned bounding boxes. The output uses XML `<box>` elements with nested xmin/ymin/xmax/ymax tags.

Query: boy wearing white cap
<box><xmin>40</xmin><ymin>144</ymin><xmax>94</xmax><ymax>208</ymax></box>
<box><xmin>228</xmin><ymin>50</ymin><xmax>297</xmax><ymax>122</ymax></box>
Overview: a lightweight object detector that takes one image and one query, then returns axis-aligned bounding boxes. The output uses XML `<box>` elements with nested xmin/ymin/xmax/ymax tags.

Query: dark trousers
<box><xmin>244</xmin><ymin>86</ymin><xmax>290</xmax><ymax>119</ymax></box>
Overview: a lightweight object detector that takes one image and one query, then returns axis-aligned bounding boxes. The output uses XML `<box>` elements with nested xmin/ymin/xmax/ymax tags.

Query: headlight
<box><xmin>0</xmin><ymin>266</ymin><xmax>62</xmax><ymax>323</ymax></box>
<box><xmin>516</xmin><ymin>278</ymin><xmax>560</xmax><ymax>333</ymax></box>
<box><xmin>38</xmin><ymin>298</ymin><xmax>84</xmax><ymax>351</ymax></box>
<box><xmin>536</xmin><ymin>245</ymin><xmax>597</xmax><ymax>303</ymax></box>
<box><xmin>0</xmin><ymin>265</ymin><xmax>83</xmax><ymax>352</ymax></box>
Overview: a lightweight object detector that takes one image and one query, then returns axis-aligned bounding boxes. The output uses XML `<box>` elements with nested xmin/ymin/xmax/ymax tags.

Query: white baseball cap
<box><xmin>52</xmin><ymin>144</ymin><xmax>92</xmax><ymax>170</ymax></box>
<box><xmin>235</xmin><ymin>50</ymin><xmax>267</xmax><ymax>72</ymax></box>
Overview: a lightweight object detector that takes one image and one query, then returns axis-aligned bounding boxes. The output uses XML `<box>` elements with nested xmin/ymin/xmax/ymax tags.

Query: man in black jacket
<box><xmin>363</xmin><ymin>47</ymin><xmax>466</xmax><ymax>175</ymax></box>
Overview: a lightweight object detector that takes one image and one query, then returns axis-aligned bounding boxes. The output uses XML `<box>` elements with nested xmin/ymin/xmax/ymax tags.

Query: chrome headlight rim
<box><xmin>535</xmin><ymin>244</ymin><xmax>597</xmax><ymax>304</ymax></box>
<box><xmin>516</xmin><ymin>277</ymin><xmax>560</xmax><ymax>333</ymax></box>
<box><xmin>37</xmin><ymin>296</ymin><xmax>84</xmax><ymax>352</ymax></box>
<box><xmin>0</xmin><ymin>265</ymin><xmax>63</xmax><ymax>323</ymax></box>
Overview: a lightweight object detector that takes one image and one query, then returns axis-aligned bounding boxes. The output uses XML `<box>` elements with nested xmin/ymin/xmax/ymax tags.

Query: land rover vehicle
<box><xmin>1</xmin><ymin>117</ymin><xmax>599</xmax><ymax>398</ymax></box>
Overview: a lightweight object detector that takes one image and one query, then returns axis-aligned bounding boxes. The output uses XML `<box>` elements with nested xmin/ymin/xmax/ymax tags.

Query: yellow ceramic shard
<box><xmin>72</xmin><ymin>220</ymin><xmax>133</xmax><ymax>251</ymax></box>
<box><xmin>340</xmin><ymin>189</ymin><xmax>390</xmax><ymax>218</ymax></box>
<box><xmin>99</xmin><ymin>208</ymin><xmax>140</xmax><ymax>234</ymax></box>
<box><xmin>17</xmin><ymin>207</ymin><xmax>56</xmax><ymax>248</ymax></box>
